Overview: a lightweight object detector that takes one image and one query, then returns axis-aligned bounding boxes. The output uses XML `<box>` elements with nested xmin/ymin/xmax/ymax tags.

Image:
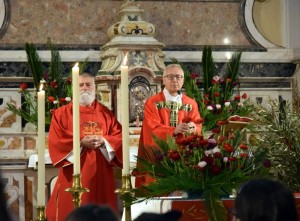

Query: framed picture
<box><xmin>0</xmin><ymin>0</ymin><xmax>11</xmax><ymax>39</ymax></box>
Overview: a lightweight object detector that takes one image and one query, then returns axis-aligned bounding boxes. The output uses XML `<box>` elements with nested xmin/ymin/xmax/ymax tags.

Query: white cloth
<box><xmin>163</xmin><ymin>88</ymin><xmax>182</xmax><ymax>103</ymax></box>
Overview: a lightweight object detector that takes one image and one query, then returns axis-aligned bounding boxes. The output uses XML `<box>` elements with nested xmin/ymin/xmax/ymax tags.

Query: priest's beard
<box><xmin>79</xmin><ymin>90</ymin><xmax>95</xmax><ymax>106</ymax></box>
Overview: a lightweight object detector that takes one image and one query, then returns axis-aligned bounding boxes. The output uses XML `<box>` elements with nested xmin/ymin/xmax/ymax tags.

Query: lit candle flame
<box><xmin>74</xmin><ymin>62</ymin><xmax>79</xmax><ymax>68</ymax></box>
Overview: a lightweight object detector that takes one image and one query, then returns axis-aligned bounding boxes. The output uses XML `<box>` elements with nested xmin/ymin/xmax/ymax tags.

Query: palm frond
<box><xmin>25</xmin><ymin>43</ymin><xmax>43</xmax><ymax>92</ymax></box>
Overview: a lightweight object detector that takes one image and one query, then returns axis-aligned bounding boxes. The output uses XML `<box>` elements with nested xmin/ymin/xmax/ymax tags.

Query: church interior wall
<box><xmin>0</xmin><ymin>0</ymin><xmax>299</xmax><ymax>220</ymax></box>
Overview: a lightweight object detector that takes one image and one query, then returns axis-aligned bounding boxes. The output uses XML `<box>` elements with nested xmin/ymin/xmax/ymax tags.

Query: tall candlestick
<box><xmin>37</xmin><ymin>84</ymin><xmax>45</xmax><ymax>206</ymax></box>
<box><xmin>72</xmin><ymin>63</ymin><xmax>80</xmax><ymax>175</ymax></box>
<box><xmin>121</xmin><ymin>56</ymin><xmax>130</xmax><ymax>175</ymax></box>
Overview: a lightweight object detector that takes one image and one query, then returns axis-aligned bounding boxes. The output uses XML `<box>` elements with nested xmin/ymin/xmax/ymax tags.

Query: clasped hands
<box><xmin>174</xmin><ymin>122</ymin><xmax>196</xmax><ymax>135</ymax></box>
<box><xmin>80</xmin><ymin>135</ymin><xmax>105</xmax><ymax>149</ymax></box>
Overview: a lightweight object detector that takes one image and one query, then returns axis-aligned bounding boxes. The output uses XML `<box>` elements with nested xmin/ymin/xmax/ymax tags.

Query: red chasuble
<box><xmin>135</xmin><ymin>92</ymin><xmax>202</xmax><ymax>187</ymax></box>
<box><xmin>46</xmin><ymin>101</ymin><xmax>122</xmax><ymax>221</ymax></box>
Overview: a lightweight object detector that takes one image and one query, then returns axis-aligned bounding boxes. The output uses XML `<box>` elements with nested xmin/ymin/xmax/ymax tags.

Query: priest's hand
<box><xmin>174</xmin><ymin>123</ymin><xmax>189</xmax><ymax>135</ymax></box>
<box><xmin>187</xmin><ymin>122</ymin><xmax>196</xmax><ymax>134</ymax></box>
<box><xmin>80</xmin><ymin>135</ymin><xmax>105</xmax><ymax>149</ymax></box>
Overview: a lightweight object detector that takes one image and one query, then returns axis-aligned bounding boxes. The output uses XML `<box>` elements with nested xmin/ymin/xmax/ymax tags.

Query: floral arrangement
<box><xmin>183</xmin><ymin>45</ymin><xmax>253</xmax><ymax>131</ymax></box>
<box><xmin>134</xmin><ymin>123</ymin><xmax>271</xmax><ymax>221</ymax></box>
<box><xmin>7</xmin><ymin>43</ymin><xmax>86</xmax><ymax>126</ymax></box>
<box><xmin>132</xmin><ymin>46</ymin><xmax>270</xmax><ymax>221</ymax></box>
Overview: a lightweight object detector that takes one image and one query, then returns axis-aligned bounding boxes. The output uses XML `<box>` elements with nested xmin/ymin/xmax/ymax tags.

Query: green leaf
<box><xmin>25</xmin><ymin>43</ymin><xmax>43</xmax><ymax>92</ymax></box>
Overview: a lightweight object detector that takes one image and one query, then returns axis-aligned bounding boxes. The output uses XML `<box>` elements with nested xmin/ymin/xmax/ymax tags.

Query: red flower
<box><xmin>196</xmin><ymin>118</ymin><xmax>205</xmax><ymax>124</ymax></box>
<box><xmin>211</xmin><ymin>165</ymin><xmax>221</xmax><ymax>175</ymax></box>
<box><xmin>219</xmin><ymin>136</ymin><xmax>227</xmax><ymax>142</ymax></box>
<box><xmin>20</xmin><ymin>83</ymin><xmax>27</xmax><ymax>91</ymax></box>
<box><xmin>50</xmin><ymin>81</ymin><xmax>58</xmax><ymax>88</ymax></box>
<box><xmin>201</xmin><ymin>156</ymin><xmax>214</xmax><ymax>166</ymax></box>
<box><xmin>214</xmin><ymin>92</ymin><xmax>220</xmax><ymax>97</ymax></box>
<box><xmin>229</xmin><ymin>156</ymin><xmax>237</xmax><ymax>162</ymax></box>
<box><xmin>217</xmin><ymin>120</ymin><xmax>227</xmax><ymax>126</ymax></box>
<box><xmin>223</xmin><ymin>143</ymin><xmax>234</xmax><ymax>152</ymax></box>
<box><xmin>59</xmin><ymin>97</ymin><xmax>66</xmax><ymax>104</ymax></box>
<box><xmin>239</xmin><ymin>144</ymin><xmax>248</xmax><ymax>150</ymax></box>
<box><xmin>182</xmin><ymin>117</ymin><xmax>191</xmax><ymax>123</ymax></box>
<box><xmin>131</xmin><ymin>168</ymin><xmax>139</xmax><ymax>176</ymax></box>
<box><xmin>213</xmin><ymin>152</ymin><xmax>222</xmax><ymax>159</ymax></box>
<box><xmin>241</xmin><ymin>93</ymin><xmax>248</xmax><ymax>99</ymax></box>
<box><xmin>240</xmin><ymin>153</ymin><xmax>249</xmax><ymax>158</ymax></box>
<box><xmin>234</xmin><ymin>95</ymin><xmax>240</xmax><ymax>101</ymax></box>
<box><xmin>47</xmin><ymin>96</ymin><xmax>55</xmax><ymax>102</ymax></box>
<box><xmin>66</xmin><ymin>77</ymin><xmax>72</xmax><ymax>85</ymax></box>
<box><xmin>191</xmin><ymin>73</ymin><xmax>199</xmax><ymax>79</ymax></box>
<box><xmin>168</xmin><ymin>150</ymin><xmax>181</xmax><ymax>161</ymax></box>
<box><xmin>211</xmin><ymin>127</ymin><xmax>221</xmax><ymax>134</ymax></box>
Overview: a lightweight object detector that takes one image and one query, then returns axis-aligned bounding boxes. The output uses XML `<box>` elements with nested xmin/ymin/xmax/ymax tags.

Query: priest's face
<box><xmin>163</xmin><ymin>66</ymin><xmax>184</xmax><ymax>96</ymax></box>
<box><xmin>79</xmin><ymin>75</ymin><xmax>96</xmax><ymax>106</ymax></box>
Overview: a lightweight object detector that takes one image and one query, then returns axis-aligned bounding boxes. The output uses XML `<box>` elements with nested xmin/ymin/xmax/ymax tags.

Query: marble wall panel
<box><xmin>0</xmin><ymin>89</ymin><xmax>21</xmax><ymax>132</ymax></box>
<box><xmin>0</xmin><ymin>1</ymin><xmax>251</xmax><ymax>48</ymax></box>
<box><xmin>1</xmin><ymin>170</ymin><xmax>25</xmax><ymax>221</ymax></box>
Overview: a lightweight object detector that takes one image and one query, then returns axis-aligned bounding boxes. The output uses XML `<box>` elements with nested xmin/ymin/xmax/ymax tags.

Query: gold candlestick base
<box><xmin>65</xmin><ymin>174</ymin><xmax>89</xmax><ymax>208</ymax></box>
<box><xmin>35</xmin><ymin>206</ymin><xmax>46</xmax><ymax>221</ymax></box>
<box><xmin>116</xmin><ymin>174</ymin><xmax>135</xmax><ymax>221</ymax></box>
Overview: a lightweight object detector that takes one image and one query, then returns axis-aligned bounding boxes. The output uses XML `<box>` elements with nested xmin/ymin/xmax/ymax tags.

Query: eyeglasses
<box><xmin>79</xmin><ymin>83</ymin><xmax>94</xmax><ymax>88</ymax></box>
<box><xmin>164</xmin><ymin>75</ymin><xmax>184</xmax><ymax>81</ymax></box>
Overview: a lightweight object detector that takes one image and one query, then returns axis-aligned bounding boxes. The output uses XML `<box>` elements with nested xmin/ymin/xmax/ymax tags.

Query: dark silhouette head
<box><xmin>234</xmin><ymin>178</ymin><xmax>297</xmax><ymax>221</ymax></box>
<box><xmin>134</xmin><ymin>210</ymin><xmax>182</xmax><ymax>221</ymax></box>
<box><xmin>64</xmin><ymin>204</ymin><xmax>118</xmax><ymax>221</ymax></box>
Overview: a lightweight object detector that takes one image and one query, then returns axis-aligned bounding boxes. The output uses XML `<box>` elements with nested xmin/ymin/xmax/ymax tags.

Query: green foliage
<box><xmin>135</xmin><ymin>128</ymin><xmax>270</xmax><ymax>221</ymax></box>
<box><xmin>181</xmin><ymin>46</ymin><xmax>253</xmax><ymax>131</ymax></box>
<box><xmin>7</xmin><ymin>43</ymin><xmax>88</xmax><ymax>126</ymax></box>
<box><xmin>254</xmin><ymin>101</ymin><xmax>300</xmax><ymax>191</ymax></box>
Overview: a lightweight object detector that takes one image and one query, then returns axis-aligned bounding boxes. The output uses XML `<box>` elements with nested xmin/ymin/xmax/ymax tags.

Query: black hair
<box><xmin>65</xmin><ymin>204</ymin><xmax>118</xmax><ymax>221</ymax></box>
<box><xmin>134</xmin><ymin>210</ymin><xmax>182</xmax><ymax>221</ymax></box>
<box><xmin>235</xmin><ymin>178</ymin><xmax>297</xmax><ymax>221</ymax></box>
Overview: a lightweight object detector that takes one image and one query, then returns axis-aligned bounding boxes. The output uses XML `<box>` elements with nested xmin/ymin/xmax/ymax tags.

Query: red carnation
<box><xmin>211</xmin><ymin>165</ymin><xmax>221</xmax><ymax>175</ymax></box>
<box><xmin>223</xmin><ymin>143</ymin><xmax>234</xmax><ymax>152</ymax></box>
<box><xmin>168</xmin><ymin>150</ymin><xmax>181</xmax><ymax>161</ymax></box>
<box><xmin>50</xmin><ymin>81</ymin><xmax>58</xmax><ymax>88</ymax></box>
<box><xmin>234</xmin><ymin>95</ymin><xmax>240</xmax><ymax>101</ymax></box>
<box><xmin>59</xmin><ymin>97</ymin><xmax>66</xmax><ymax>104</ymax></box>
<box><xmin>47</xmin><ymin>96</ymin><xmax>55</xmax><ymax>102</ymax></box>
<box><xmin>242</xmin><ymin>93</ymin><xmax>248</xmax><ymax>99</ymax></box>
<box><xmin>19</xmin><ymin>83</ymin><xmax>27</xmax><ymax>91</ymax></box>
<box><xmin>213</xmin><ymin>152</ymin><xmax>222</xmax><ymax>159</ymax></box>
<box><xmin>239</xmin><ymin>144</ymin><xmax>248</xmax><ymax>150</ymax></box>
<box><xmin>229</xmin><ymin>156</ymin><xmax>237</xmax><ymax>162</ymax></box>
<box><xmin>240</xmin><ymin>153</ymin><xmax>249</xmax><ymax>158</ymax></box>
<box><xmin>66</xmin><ymin>77</ymin><xmax>72</xmax><ymax>85</ymax></box>
<box><xmin>131</xmin><ymin>168</ymin><xmax>139</xmax><ymax>176</ymax></box>
<box><xmin>214</xmin><ymin>92</ymin><xmax>220</xmax><ymax>97</ymax></box>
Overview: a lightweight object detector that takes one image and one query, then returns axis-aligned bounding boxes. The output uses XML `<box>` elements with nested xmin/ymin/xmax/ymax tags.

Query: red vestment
<box><xmin>46</xmin><ymin>101</ymin><xmax>122</xmax><ymax>221</ymax></box>
<box><xmin>135</xmin><ymin>92</ymin><xmax>202</xmax><ymax>187</ymax></box>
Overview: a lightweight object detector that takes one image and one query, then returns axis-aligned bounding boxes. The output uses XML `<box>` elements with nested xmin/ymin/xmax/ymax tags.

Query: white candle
<box><xmin>121</xmin><ymin>55</ymin><xmax>130</xmax><ymax>175</ymax></box>
<box><xmin>72</xmin><ymin>63</ymin><xmax>80</xmax><ymax>175</ymax></box>
<box><xmin>37</xmin><ymin>84</ymin><xmax>45</xmax><ymax>206</ymax></box>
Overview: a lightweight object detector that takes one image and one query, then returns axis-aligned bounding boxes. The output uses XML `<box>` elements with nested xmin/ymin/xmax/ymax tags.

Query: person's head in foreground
<box><xmin>234</xmin><ymin>178</ymin><xmax>297</xmax><ymax>221</ymax></box>
<box><xmin>64</xmin><ymin>204</ymin><xmax>118</xmax><ymax>221</ymax></box>
<box><xmin>133</xmin><ymin>210</ymin><xmax>182</xmax><ymax>221</ymax></box>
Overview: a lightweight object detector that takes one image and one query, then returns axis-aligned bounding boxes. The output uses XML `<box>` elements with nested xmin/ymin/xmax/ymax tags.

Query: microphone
<box><xmin>177</xmin><ymin>90</ymin><xmax>181</xmax><ymax>95</ymax></box>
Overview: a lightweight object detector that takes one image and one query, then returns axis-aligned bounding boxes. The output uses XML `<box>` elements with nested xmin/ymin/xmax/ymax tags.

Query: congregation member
<box><xmin>233</xmin><ymin>178</ymin><xmax>298</xmax><ymax>221</ymax></box>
